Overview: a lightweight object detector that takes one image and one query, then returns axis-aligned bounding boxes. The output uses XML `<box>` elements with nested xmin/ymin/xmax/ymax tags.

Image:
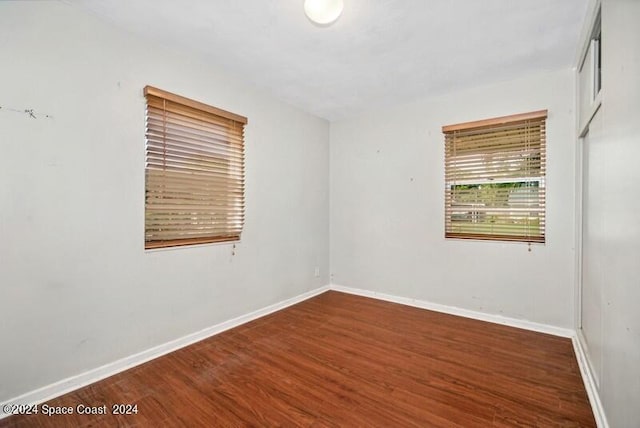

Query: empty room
<box><xmin>1</xmin><ymin>0</ymin><xmax>638</xmax><ymax>426</ymax></box>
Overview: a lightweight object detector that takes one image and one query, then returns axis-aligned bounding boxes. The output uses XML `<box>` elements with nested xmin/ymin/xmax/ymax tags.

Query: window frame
<box><xmin>143</xmin><ymin>86</ymin><xmax>247</xmax><ymax>250</ymax></box>
<box><xmin>442</xmin><ymin>110</ymin><xmax>547</xmax><ymax>244</ymax></box>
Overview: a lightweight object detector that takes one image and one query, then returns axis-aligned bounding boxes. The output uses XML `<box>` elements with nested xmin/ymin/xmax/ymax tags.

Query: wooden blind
<box><xmin>443</xmin><ymin>110</ymin><xmax>547</xmax><ymax>243</ymax></box>
<box><xmin>144</xmin><ymin>86</ymin><xmax>247</xmax><ymax>249</ymax></box>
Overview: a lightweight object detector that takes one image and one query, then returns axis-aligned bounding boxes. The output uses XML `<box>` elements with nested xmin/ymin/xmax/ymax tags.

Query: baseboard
<box><xmin>0</xmin><ymin>285</ymin><xmax>330</xmax><ymax>418</ymax></box>
<box><xmin>330</xmin><ymin>284</ymin><xmax>574</xmax><ymax>338</ymax></box>
<box><xmin>572</xmin><ymin>331</ymin><xmax>609</xmax><ymax>428</ymax></box>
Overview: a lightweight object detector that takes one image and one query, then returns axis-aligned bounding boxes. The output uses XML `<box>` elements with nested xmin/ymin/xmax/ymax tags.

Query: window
<box><xmin>577</xmin><ymin>8</ymin><xmax>601</xmax><ymax>135</ymax></box>
<box><xmin>443</xmin><ymin>110</ymin><xmax>547</xmax><ymax>243</ymax></box>
<box><xmin>144</xmin><ymin>86</ymin><xmax>247</xmax><ymax>249</ymax></box>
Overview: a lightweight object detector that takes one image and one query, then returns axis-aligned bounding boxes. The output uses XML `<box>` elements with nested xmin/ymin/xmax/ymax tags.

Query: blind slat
<box><xmin>146</xmin><ymin>153</ymin><xmax>242</xmax><ymax>172</ymax></box>
<box><xmin>146</xmin><ymin>110</ymin><xmax>244</xmax><ymax>136</ymax></box>
<box><xmin>145</xmin><ymin>123</ymin><xmax>244</xmax><ymax>149</ymax></box>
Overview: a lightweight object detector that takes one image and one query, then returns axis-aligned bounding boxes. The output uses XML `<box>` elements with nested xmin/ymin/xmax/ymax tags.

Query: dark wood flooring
<box><xmin>0</xmin><ymin>291</ymin><xmax>595</xmax><ymax>427</ymax></box>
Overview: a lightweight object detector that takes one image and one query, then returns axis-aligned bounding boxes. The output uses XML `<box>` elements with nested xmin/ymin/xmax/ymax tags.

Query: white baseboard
<box><xmin>330</xmin><ymin>284</ymin><xmax>574</xmax><ymax>337</ymax></box>
<box><xmin>0</xmin><ymin>285</ymin><xmax>330</xmax><ymax>419</ymax></box>
<box><xmin>330</xmin><ymin>283</ymin><xmax>608</xmax><ymax>427</ymax></box>
<box><xmin>572</xmin><ymin>331</ymin><xmax>609</xmax><ymax>428</ymax></box>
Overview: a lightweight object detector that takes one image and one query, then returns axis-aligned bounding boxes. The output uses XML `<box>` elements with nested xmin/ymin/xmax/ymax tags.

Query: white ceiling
<box><xmin>66</xmin><ymin>0</ymin><xmax>588</xmax><ymax>121</ymax></box>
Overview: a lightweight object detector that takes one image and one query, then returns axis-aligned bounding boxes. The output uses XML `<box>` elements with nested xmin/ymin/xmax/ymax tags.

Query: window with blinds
<box><xmin>443</xmin><ymin>110</ymin><xmax>547</xmax><ymax>243</ymax></box>
<box><xmin>144</xmin><ymin>86</ymin><xmax>247</xmax><ymax>249</ymax></box>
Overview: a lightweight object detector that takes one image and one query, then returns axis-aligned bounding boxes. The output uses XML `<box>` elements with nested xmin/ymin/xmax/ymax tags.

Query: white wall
<box><xmin>0</xmin><ymin>2</ymin><xmax>329</xmax><ymax>401</ymax></box>
<box><xmin>579</xmin><ymin>0</ymin><xmax>640</xmax><ymax>425</ymax></box>
<box><xmin>330</xmin><ymin>69</ymin><xmax>576</xmax><ymax>328</ymax></box>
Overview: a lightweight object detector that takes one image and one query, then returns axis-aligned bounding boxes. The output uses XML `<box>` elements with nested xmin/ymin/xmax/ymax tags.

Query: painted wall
<box><xmin>0</xmin><ymin>2</ymin><xmax>330</xmax><ymax>401</ymax></box>
<box><xmin>330</xmin><ymin>69</ymin><xmax>576</xmax><ymax>328</ymax></box>
<box><xmin>579</xmin><ymin>0</ymin><xmax>640</xmax><ymax>425</ymax></box>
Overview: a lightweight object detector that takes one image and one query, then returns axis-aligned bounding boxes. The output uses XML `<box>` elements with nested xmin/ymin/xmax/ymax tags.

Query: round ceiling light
<box><xmin>304</xmin><ymin>0</ymin><xmax>344</xmax><ymax>25</ymax></box>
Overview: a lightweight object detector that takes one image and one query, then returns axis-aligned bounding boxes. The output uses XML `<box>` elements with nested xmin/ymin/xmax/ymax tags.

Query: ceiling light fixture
<box><xmin>304</xmin><ymin>0</ymin><xmax>344</xmax><ymax>26</ymax></box>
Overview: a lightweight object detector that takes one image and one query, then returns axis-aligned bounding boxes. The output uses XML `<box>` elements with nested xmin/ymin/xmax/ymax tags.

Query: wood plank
<box><xmin>442</xmin><ymin>110</ymin><xmax>548</xmax><ymax>133</ymax></box>
<box><xmin>0</xmin><ymin>291</ymin><xmax>595</xmax><ymax>427</ymax></box>
<box><xmin>144</xmin><ymin>86</ymin><xmax>248</xmax><ymax>124</ymax></box>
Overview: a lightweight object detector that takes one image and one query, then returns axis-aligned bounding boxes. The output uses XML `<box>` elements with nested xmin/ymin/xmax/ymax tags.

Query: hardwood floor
<box><xmin>0</xmin><ymin>291</ymin><xmax>595</xmax><ymax>427</ymax></box>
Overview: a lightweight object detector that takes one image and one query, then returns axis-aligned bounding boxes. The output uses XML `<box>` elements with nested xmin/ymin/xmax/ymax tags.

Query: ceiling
<box><xmin>66</xmin><ymin>0</ymin><xmax>588</xmax><ymax>121</ymax></box>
